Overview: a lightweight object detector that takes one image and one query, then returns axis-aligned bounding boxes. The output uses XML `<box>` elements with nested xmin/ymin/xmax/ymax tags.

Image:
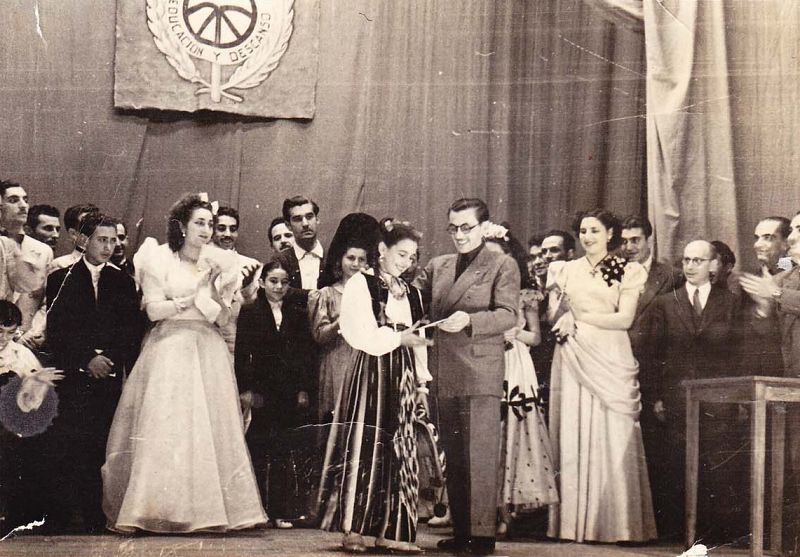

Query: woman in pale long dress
<box><xmin>483</xmin><ymin>226</ymin><xmax>559</xmax><ymax>536</ymax></box>
<box><xmin>102</xmin><ymin>194</ymin><xmax>267</xmax><ymax>533</ymax></box>
<box><xmin>547</xmin><ymin>209</ymin><xmax>656</xmax><ymax>543</ymax></box>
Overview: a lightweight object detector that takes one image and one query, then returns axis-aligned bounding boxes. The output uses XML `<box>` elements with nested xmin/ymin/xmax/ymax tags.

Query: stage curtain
<box><xmin>499</xmin><ymin>0</ymin><xmax>648</xmax><ymax>244</ymax></box>
<box><xmin>0</xmin><ymin>0</ymin><xmax>650</xmax><ymax>263</ymax></box>
<box><xmin>726</xmin><ymin>0</ymin><xmax>800</xmax><ymax>270</ymax></box>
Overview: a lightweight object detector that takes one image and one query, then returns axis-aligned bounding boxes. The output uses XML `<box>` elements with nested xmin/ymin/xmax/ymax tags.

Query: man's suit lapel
<box><xmin>258</xmin><ymin>293</ymin><xmax>279</xmax><ymax>340</ymax></box>
<box><xmin>441</xmin><ymin>248</ymin><xmax>492</xmax><ymax>315</ymax></box>
<box><xmin>68</xmin><ymin>259</ymin><xmax>95</xmax><ymax>307</ymax></box>
<box><xmin>97</xmin><ymin>265</ymin><xmax>117</xmax><ymax>307</ymax></box>
<box><xmin>672</xmin><ymin>286</ymin><xmax>699</xmax><ymax>335</ymax></box>
<box><xmin>638</xmin><ymin>263</ymin><xmax>669</xmax><ymax>316</ymax></box>
<box><xmin>698</xmin><ymin>286</ymin><xmax>724</xmax><ymax>332</ymax></box>
<box><xmin>779</xmin><ymin>267</ymin><xmax>800</xmax><ymax>330</ymax></box>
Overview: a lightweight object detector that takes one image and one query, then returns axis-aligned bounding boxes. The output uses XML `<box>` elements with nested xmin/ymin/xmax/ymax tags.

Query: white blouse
<box><xmin>339</xmin><ymin>272</ymin><xmax>432</xmax><ymax>383</ymax></box>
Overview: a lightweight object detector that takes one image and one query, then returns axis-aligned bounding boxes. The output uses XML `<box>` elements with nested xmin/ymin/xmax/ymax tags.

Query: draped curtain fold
<box><xmin>588</xmin><ymin>0</ymin><xmax>799</xmax><ymax>267</ymax></box>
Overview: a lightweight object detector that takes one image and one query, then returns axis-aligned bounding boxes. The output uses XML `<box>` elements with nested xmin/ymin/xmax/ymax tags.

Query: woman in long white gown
<box><xmin>102</xmin><ymin>194</ymin><xmax>267</xmax><ymax>533</ymax></box>
<box><xmin>547</xmin><ymin>209</ymin><xmax>656</xmax><ymax>543</ymax></box>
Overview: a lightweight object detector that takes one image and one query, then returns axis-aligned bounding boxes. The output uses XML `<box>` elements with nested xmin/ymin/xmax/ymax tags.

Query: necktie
<box><xmin>692</xmin><ymin>288</ymin><xmax>703</xmax><ymax>317</ymax></box>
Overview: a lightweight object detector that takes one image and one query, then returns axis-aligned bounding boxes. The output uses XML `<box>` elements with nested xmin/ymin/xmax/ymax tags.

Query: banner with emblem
<box><xmin>114</xmin><ymin>0</ymin><xmax>319</xmax><ymax>118</ymax></box>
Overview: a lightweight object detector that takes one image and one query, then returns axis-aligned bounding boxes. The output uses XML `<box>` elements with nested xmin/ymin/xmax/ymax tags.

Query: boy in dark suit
<box><xmin>235</xmin><ymin>260</ymin><xmax>317</xmax><ymax>528</ymax></box>
<box><xmin>45</xmin><ymin>212</ymin><xmax>142</xmax><ymax>532</ymax></box>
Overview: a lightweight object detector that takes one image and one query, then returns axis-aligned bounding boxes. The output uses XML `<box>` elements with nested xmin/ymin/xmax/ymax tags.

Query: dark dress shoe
<box><xmin>467</xmin><ymin>537</ymin><xmax>496</xmax><ymax>555</ymax></box>
<box><xmin>437</xmin><ymin>537</ymin><xmax>470</xmax><ymax>552</ymax></box>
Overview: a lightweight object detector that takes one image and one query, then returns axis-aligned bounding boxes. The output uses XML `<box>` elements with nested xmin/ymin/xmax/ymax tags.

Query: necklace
<box><xmin>586</xmin><ymin>255</ymin><xmax>606</xmax><ymax>277</ymax></box>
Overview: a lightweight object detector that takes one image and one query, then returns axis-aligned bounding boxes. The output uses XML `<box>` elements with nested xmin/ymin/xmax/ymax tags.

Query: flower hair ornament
<box><xmin>481</xmin><ymin>221</ymin><xmax>509</xmax><ymax>241</ymax></box>
<box><xmin>197</xmin><ymin>192</ymin><xmax>219</xmax><ymax>216</ymax></box>
<box><xmin>383</xmin><ymin>218</ymin><xmax>415</xmax><ymax>233</ymax></box>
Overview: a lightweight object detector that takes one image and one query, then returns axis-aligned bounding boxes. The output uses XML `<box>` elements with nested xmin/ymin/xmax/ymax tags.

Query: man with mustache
<box><xmin>269</xmin><ymin>216</ymin><xmax>295</xmax><ymax>253</ymax></box>
<box><xmin>0</xmin><ymin>181</ymin><xmax>53</xmax><ymax>349</ymax></box>
<box><xmin>110</xmin><ymin>220</ymin><xmax>135</xmax><ymax>280</ymax></box>
<box><xmin>212</xmin><ymin>206</ymin><xmax>260</xmax><ymax>353</ymax></box>
<box><xmin>25</xmin><ymin>205</ymin><xmax>61</xmax><ymax>249</ymax></box>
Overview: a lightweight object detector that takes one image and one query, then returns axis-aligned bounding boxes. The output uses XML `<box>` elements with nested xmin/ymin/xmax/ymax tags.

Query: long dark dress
<box><xmin>318</xmin><ymin>272</ymin><xmax>425</xmax><ymax>543</ymax></box>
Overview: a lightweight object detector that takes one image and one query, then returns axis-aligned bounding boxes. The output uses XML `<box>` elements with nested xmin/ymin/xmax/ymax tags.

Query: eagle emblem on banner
<box><xmin>146</xmin><ymin>0</ymin><xmax>294</xmax><ymax>103</ymax></box>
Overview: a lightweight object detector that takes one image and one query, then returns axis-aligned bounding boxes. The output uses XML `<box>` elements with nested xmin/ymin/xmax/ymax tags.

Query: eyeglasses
<box><xmin>681</xmin><ymin>257</ymin><xmax>712</xmax><ymax>266</ymax></box>
<box><xmin>446</xmin><ymin>223</ymin><xmax>480</xmax><ymax>235</ymax></box>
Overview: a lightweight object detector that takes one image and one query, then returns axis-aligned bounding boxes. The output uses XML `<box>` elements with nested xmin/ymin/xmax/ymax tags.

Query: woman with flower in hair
<box><xmin>318</xmin><ymin>218</ymin><xmax>432</xmax><ymax>554</ymax></box>
<box><xmin>546</xmin><ymin>208</ymin><xmax>656</xmax><ymax>543</ymax></box>
<box><xmin>482</xmin><ymin>223</ymin><xmax>559</xmax><ymax>536</ymax></box>
<box><xmin>102</xmin><ymin>193</ymin><xmax>267</xmax><ymax>533</ymax></box>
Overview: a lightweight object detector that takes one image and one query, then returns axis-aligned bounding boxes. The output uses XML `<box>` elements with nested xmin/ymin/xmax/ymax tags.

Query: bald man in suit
<box><xmin>650</xmin><ymin>240</ymin><xmax>741</xmax><ymax>541</ymax></box>
<box><xmin>415</xmin><ymin>198</ymin><xmax>519</xmax><ymax>556</ymax></box>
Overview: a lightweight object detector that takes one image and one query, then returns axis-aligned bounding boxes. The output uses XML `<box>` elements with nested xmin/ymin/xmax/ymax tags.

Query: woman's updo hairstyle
<box><xmin>571</xmin><ymin>208</ymin><xmax>623</xmax><ymax>251</ymax></box>
<box><xmin>167</xmin><ymin>193</ymin><xmax>214</xmax><ymax>252</ymax></box>
<box><xmin>318</xmin><ymin>213</ymin><xmax>383</xmax><ymax>288</ymax></box>
<box><xmin>381</xmin><ymin>220</ymin><xmax>421</xmax><ymax>249</ymax></box>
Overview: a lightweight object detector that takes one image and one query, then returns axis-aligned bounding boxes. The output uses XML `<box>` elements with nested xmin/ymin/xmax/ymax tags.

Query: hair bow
<box><xmin>198</xmin><ymin>193</ymin><xmax>219</xmax><ymax>216</ymax></box>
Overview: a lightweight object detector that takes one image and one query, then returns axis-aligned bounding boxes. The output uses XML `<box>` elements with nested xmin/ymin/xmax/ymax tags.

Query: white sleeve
<box><xmin>339</xmin><ymin>272</ymin><xmax>401</xmax><ymax>357</ymax></box>
<box><xmin>413</xmin><ymin>342</ymin><xmax>433</xmax><ymax>383</ymax></box>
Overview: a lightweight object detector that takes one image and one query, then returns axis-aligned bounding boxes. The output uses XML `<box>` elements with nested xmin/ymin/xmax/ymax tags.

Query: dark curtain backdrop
<box><xmin>0</xmin><ymin>0</ymin><xmax>647</xmax><ymax>263</ymax></box>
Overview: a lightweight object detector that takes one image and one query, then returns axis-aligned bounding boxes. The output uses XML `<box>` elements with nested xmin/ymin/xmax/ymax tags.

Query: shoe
<box><xmin>427</xmin><ymin>510</ymin><xmax>452</xmax><ymax>528</ymax></box>
<box><xmin>342</xmin><ymin>532</ymin><xmax>367</xmax><ymax>553</ymax></box>
<box><xmin>272</xmin><ymin>519</ymin><xmax>293</xmax><ymax>529</ymax></box>
<box><xmin>467</xmin><ymin>537</ymin><xmax>496</xmax><ymax>555</ymax></box>
<box><xmin>437</xmin><ymin>537</ymin><xmax>470</xmax><ymax>552</ymax></box>
<box><xmin>375</xmin><ymin>537</ymin><xmax>422</xmax><ymax>553</ymax></box>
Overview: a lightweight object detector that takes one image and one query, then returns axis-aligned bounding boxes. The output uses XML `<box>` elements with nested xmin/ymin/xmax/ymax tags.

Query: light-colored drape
<box><xmin>644</xmin><ymin>0</ymin><xmax>738</xmax><ymax>262</ymax></box>
<box><xmin>588</xmin><ymin>0</ymin><xmax>800</xmax><ymax>267</ymax></box>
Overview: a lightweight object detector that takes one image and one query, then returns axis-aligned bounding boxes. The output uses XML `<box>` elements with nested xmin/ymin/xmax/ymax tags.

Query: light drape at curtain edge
<box><xmin>589</xmin><ymin>0</ymin><xmax>739</xmax><ymax>263</ymax></box>
<box><xmin>644</xmin><ymin>0</ymin><xmax>738</xmax><ymax>262</ymax></box>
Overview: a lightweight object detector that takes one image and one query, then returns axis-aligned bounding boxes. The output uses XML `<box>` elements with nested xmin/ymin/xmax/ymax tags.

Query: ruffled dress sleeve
<box><xmin>309</xmin><ymin>287</ymin><xmax>340</xmax><ymax>346</ymax></box>
<box><xmin>133</xmin><ymin>238</ymin><xmax>171</xmax><ymax>307</ymax></box>
<box><xmin>620</xmin><ymin>261</ymin><xmax>647</xmax><ymax>294</ymax></box>
<box><xmin>339</xmin><ymin>272</ymin><xmax>401</xmax><ymax>357</ymax></box>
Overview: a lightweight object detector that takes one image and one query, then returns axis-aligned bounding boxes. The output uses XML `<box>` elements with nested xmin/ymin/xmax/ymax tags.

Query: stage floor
<box><xmin>0</xmin><ymin>524</ymin><xmax>766</xmax><ymax>557</ymax></box>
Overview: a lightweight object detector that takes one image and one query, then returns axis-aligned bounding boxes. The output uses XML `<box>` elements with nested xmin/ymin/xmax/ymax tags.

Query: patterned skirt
<box><xmin>318</xmin><ymin>344</ymin><xmax>419</xmax><ymax>542</ymax></box>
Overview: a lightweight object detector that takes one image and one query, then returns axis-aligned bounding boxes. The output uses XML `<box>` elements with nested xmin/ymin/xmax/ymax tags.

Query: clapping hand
<box><xmin>739</xmin><ymin>268</ymin><xmax>776</xmax><ymax>300</ymax></box>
